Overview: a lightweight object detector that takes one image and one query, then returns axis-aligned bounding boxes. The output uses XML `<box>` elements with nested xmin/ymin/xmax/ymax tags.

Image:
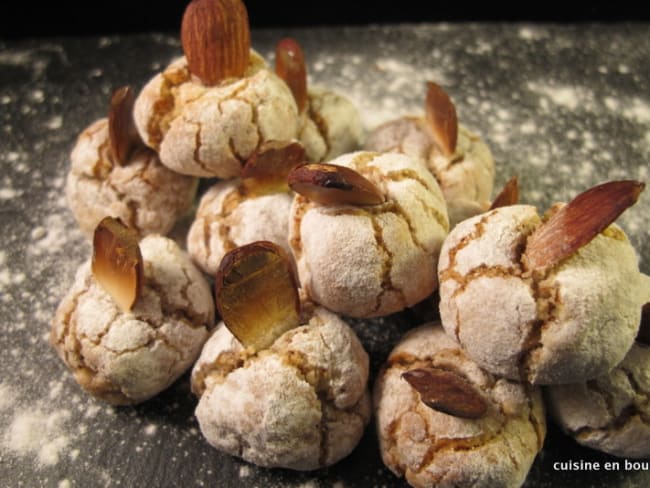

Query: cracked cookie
<box><xmin>438</xmin><ymin>181</ymin><xmax>647</xmax><ymax>384</ymax></box>
<box><xmin>374</xmin><ymin>323</ymin><xmax>545</xmax><ymax>488</ymax></box>
<box><xmin>289</xmin><ymin>151</ymin><xmax>449</xmax><ymax>318</ymax></box>
<box><xmin>133</xmin><ymin>0</ymin><xmax>299</xmax><ymax>178</ymax></box>
<box><xmin>187</xmin><ymin>141</ymin><xmax>304</xmax><ymax>275</ymax></box>
<box><xmin>364</xmin><ymin>81</ymin><xmax>495</xmax><ymax>227</ymax></box>
<box><xmin>66</xmin><ymin>86</ymin><xmax>198</xmax><ymax>237</ymax></box>
<box><xmin>50</xmin><ymin>229</ymin><xmax>215</xmax><ymax>405</ymax></box>
<box><xmin>275</xmin><ymin>38</ymin><xmax>363</xmax><ymax>162</ymax></box>
<box><xmin>192</xmin><ymin>241</ymin><xmax>371</xmax><ymax>470</ymax></box>
<box><xmin>546</xmin><ymin>340</ymin><xmax>650</xmax><ymax>459</ymax></box>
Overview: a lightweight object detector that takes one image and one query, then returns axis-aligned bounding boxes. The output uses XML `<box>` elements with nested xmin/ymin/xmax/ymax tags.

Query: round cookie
<box><xmin>50</xmin><ymin>235</ymin><xmax>215</xmax><ymax>405</ymax></box>
<box><xmin>274</xmin><ymin>38</ymin><xmax>363</xmax><ymax>163</ymax></box>
<box><xmin>546</xmin><ymin>341</ymin><xmax>650</xmax><ymax>459</ymax></box>
<box><xmin>289</xmin><ymin>151</ymin><xmax>449</xmax><ymax>318</ymax></box>
<box><xmin>299</xmin><ymin>86</ymin><xmax>363</xmax><ymax>163</ymax></box>
<box><xmin>374</xmin><ymin>323</ymin><xmax>546</xmax><ymax>488</ymax></box>
<box><xmin>438</xmin><ymin>201</ymin><xmax>646</xmax><ymax>384</ymax></box>
<box><xmin>133</xmin><ymin>52</ymin><xmax>299</xmax><ymax>179</ymax></box>
<box><xmin>187</xmin><ymin>180</ymin><xmax>293</xmax><ymax>275</ymax></box>
<box><xmin>67</xmin><ymin>102</ymin><xmax>197</xmax><ymax>238</ymax></box>
<box><xmin>191</xmin><ymin>306</ymin><xmax>371</xmax><ymax>470</ymax></box>
<box><xmin>364</xmin><ymin>83</ymin><xmax>495</xmax><ymax>227</ymax></box>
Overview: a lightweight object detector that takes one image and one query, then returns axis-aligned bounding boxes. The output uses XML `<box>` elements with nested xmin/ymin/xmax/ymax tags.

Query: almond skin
<box><xmin>402</xmin><ymin>367</ymin><xmax>488</xmax><ymax>419</ymax></box>
<box><xmin>108</xmin><ymin>86</ymin><xmax>142</xmax><ymax>165</ymax></box>
<box><xmin>181</xmin><ymin>0</ymin><xmax>251</xmax><ymax>86</ymax></box>
<box><xmin>288</xmin><ymin>163</ymin><xmax>385</xmax><ymax>206</ymax></box>
<box><xmin>275</xmin><ymin>38</ymin><xmax>308</xmax><ymax>113</ymax></box>
<box><xmin>425</xmin><ymin>81</ymin><xmax>458</xmax><ymax>157</ymax></box>
<box><xmin>523</xmin><ymin>180</ymin><xmax>645</xmax><ymax>272</ymax></box>
<box><xmin>215</xmin><ymin>241</ymin><xmax>301</xmax><ymax>351</ymax></box>
<box><xmin>241</xmin><ymin>140</ymin><xmax>306</xmax><ymax>195</ymax></box>
<box><xmin>489</xmin><ymin>176</ymin><xmax>519</xmax><ymax>210</ymax></box>
<box><xmin>92</xmin><ymin>216</ymin><xmax>144</xmax><ymax>312</ymax></box>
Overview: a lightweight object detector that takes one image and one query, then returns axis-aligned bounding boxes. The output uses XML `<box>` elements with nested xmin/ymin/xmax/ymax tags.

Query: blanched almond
<box><xmin>489</xmin><ymin>176</ymin><xmax>519</xmax><ymax>210</ymax></box>
<box><xmin>241</xmin><ymin>140</ymin><xmax>305</xmax><ymax>195</ymax></box>
<box><xmin>215</xmin><ymin>241</ymin><xmax>300</xmax><ymax>351</ymax></box>
<box><xmin>288</xmin><ymin>163</ymin><xmax>385</xmax><ymax>206</ymax></box>
<box><xmin>523</xmin><ymin>180</ymin><xmax>645</xmax><ymax>272</ymax></box>
<box><xmin>275</xmin><ymin>38</ymin><xmax>308</xmax><ymax>112</ymax></box>
<box><xmin>181</xmin><ymin>0</ymin><xmax>251</xmax><ymax>85</ymax></box>
<box><xmin>402</xmin><ymin>367</ymin><xmax>488</xmax><ymax>419</ymax></box>
<box><xmin>425</xmin><ymin>81</ymin><xmax>458</xmax><ymax>157</ymax></box>
<box><xmin>108</xmin><ymin>86</ymin><xmax>141</xmax><ymax>166</ymax></box>
<box><xmin>92</xmin><ymin>217</ymin><xmax>144</xmax><ymax>312</ymax></box>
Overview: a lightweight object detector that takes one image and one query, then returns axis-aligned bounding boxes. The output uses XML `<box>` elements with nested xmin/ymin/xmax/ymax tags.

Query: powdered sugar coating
<box><xmin>365</xmin><ymin>118</ymin><xmax>494</xmax><ymax>226</ymax></box>
<box><xmin>438</xmin><ymin>204</ymin><xmax>646</xmax><ymax>384</ymax></box>
<box><xmin>374</xmin><ymin>323</ymin><xmax>545</xmax><ymax>488</ymax></box>
<box><xmin>191</xmin><ymin>307</ymin><xmax>371</xmax><ymax>470</ymax></box>
<box><xmin>66</xmin><ymin>118</ymin><xmax>197</xmax><ymax>237</ymax></box>
<box><xmin>547</xmin><ymin>343</ymin><xmax>650</xmax><ymax>459</ymax></box>
<box><xmin>186</xmin><ymin>180</ymin><xmax>293</xmax><ymax>275</ymax></box>
<box><xmin>289</xmin><ymin>151</ymin><xmax>449</xmax><ymax>318</ymax></box>
<box><xmin>299</xmin><ymin>86</ymin><xmax>364</xmax><ymax>162</ymax></box>
<box><xmin>50</xmin><ymin>235</ymin><xmax>215</xmax><ymax>405</ymax></box>
<box><xmin>133</xmin><ymin>52</ymin><xmax>299</xmax><ymax>178</ymax></box>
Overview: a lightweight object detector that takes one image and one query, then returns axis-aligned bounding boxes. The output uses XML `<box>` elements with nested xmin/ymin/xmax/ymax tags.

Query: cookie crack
<box><xmin>518</xmin><ymin>272</ymin><xmax>561</xmax><ymax>383</ymax></box>
<box><xmin>190</xmin><ymin>120</ymin><xmax>212</xmax><ymax>175</ymax></box>
<box><xmin>368</xmin><ymin>214</ymin><xmax>407</xmax><ymax>315</ymax></box>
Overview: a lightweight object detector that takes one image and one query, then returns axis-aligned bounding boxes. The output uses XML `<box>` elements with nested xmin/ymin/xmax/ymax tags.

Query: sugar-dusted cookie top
<box><xmin>374</xmin><ymin>323</ymin><xmax>545</xmax><ymax>488</ymax></box>
<box><xmin>289</xmin><ymin>151</ymin><xmax>449</xmax><ymax>318</ymax></box>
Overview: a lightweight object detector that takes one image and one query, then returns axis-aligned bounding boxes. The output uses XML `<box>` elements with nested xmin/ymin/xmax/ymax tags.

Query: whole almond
<box><xmin>288</xmin><ymin>163</ymin><xmax>385</xmax><ymax>206</ymax></box>
<box><xmin>425</xmin><ymin>81</ymin><xmax>458</xmax><ymax>157</ymax></box>
<box><xmin>523</xmin><ymin>180</ymin><xmax>645</xmax><ymax>272</ymax></box>
<box><xmin>108</xmin><ymin>86</ymin><xmax>142</xmax><ymax>165</ymax></box>
<box><xmin>402</xmin><ymin>367</ymin><xmax>488</xmax><ymax>419</ymax></box>
<box><xmin>92</xmin><ymin>217</ymin><xmax>144</xmax><ymax>312</ymax></box>
<box><xmin>275</xmin><ymin>38</ymin><xmax>308</xmax><ymax>113</ymax></box>
<box><xmin>181</xmin><ymin>0</ymin><xmax>251</xmax><ymax>86</ymax></box>
<box><xmin>489</xmin><ymin>176</ymin><xmax>519</xmax><ymax>210</ymax></box>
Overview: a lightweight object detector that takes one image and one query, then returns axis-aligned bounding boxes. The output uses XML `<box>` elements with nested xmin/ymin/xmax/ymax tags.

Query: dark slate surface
<box><xmin>0</xmin><ymin>24</ymin><xmax>649</xmax><ymax>488</ymax></box>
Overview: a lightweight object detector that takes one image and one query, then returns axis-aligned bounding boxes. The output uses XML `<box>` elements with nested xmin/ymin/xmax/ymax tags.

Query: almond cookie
<box><xmin>374</xmin><ymin>323</ymin><xmax>546</xmax><ymax>488</ymax></box>
<box><xmin>546</xmin><ymin>340</ymin><xmax>650</xmax><ymax>459</ymax></box>
<box><xmin>66</xmin><ymin>86</ymin><xmax>197</xmax><ymax>237</ymax></box>
<box><xmin>192</xmin><ymin>242</ymin><xmax>370</xmax><ymax>470</ymax></box>
<box><xmin>438</xmin><ymin>181</ymin><xmax>647</xmax><ymax>384</ymax></box>
<box><xmin>186</xmin><ymin>141</ymin><xmax>304</xmax><ymax>275</ymax></box>
<box><xmin>275</xmin><ymin>38</ymin><xmax>363</xmax><ymax>162</ymax></box>
<box><xmin>51</xmin><ymin>222</ymin><xmax>215</xmax><ymax>405</ymax></box>
<box><xmin>289</xmin><ymin>151</ymin><xmax>449</xmax><ymax>318</ymax></box>
<box><xmin>133</xmin><ymin>0</ymin><xmax>299</xmax><ymax>178</ymax></box>
<box><xmin>365</xmin><ymin>82</ymin><xmax>494</xmax><ymax>227</ymax></box>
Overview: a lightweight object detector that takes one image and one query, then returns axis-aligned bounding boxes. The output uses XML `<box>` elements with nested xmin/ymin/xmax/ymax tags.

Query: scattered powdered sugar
<box><xmin>1</xmin><ymin>382</ymin><xmax>75</xmax><ymax>468</ymax></box>
<box><xmin>0</xmin><ymin>187</ymin><xmax>20</xmax><ymax>199</ymax></box>
<box><xmin>238</xmin><ymin>464</ymin><xmax>252</xmax><ymax>478</ymax></box>
<box><xmin>46</xmin><ymin>115</ymin><xmax>63</xmax><ymax>130</ymax></box>
<box><xmin>518</xmin><ymin>26</ymin><xmax>547</xmax><ymax>41</ymax></box>
<box><xmin>622</xmin><ymin>97</ymin><xmax>650</xmax><ymax>124</ymax></box>
<box><xmin>527</xmin><ymin>82</ymin><xmax>593</xmax><ymax>111</ymax></box>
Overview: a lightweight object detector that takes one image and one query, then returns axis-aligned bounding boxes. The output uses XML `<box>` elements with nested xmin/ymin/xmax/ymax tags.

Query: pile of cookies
<box><xmin>50</xmin><ymin>0</ymin><xmax>650</xmax><ymax>486</ymax></box>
